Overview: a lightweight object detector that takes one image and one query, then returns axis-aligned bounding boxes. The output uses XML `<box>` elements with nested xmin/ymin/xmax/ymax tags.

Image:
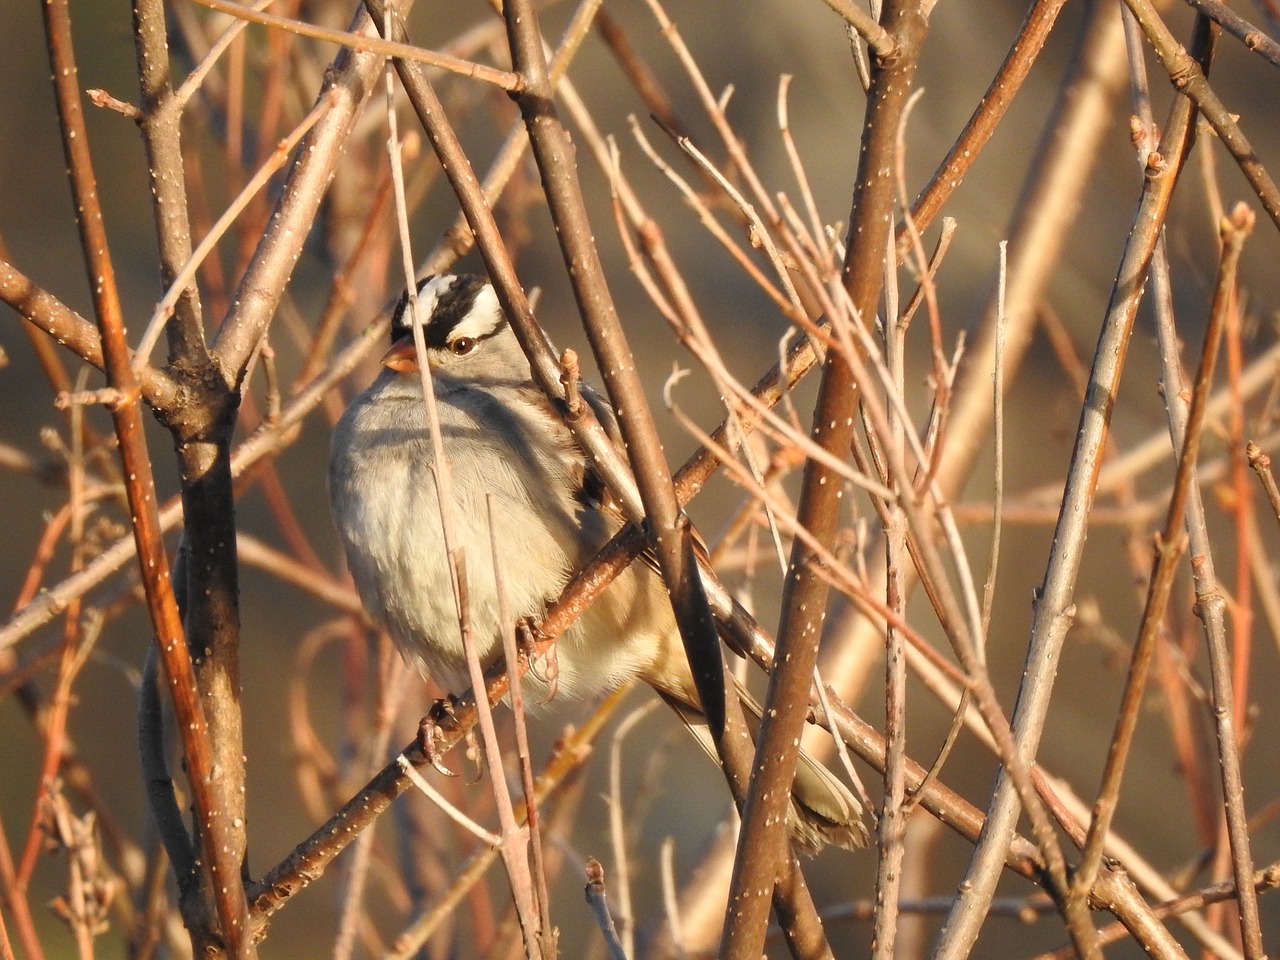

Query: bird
<box><xmin>328</xmin><ymin>273</ymin><xmax>866</xmax><ymax>853</ymax></box>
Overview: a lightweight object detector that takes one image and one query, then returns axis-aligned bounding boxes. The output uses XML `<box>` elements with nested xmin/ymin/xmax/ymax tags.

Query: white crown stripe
<box><xmin>414</xmin><ymin>273</ymin><xmax>458</xmax><ymax>319</ymax></box>
<box><xmin>448</xmin><ymin>283</ymin><xmax>503</xmax><ymax>341</ymax></box>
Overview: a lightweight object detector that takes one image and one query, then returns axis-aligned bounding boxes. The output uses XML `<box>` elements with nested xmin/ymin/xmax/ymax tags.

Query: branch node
<box><xmin>86</xmin><ymin>87</ymin><xmax>142</xmax><ymax>121</ymax></box>
<box><xmin>560</xmin><ymin>348</ymin><xmax>583</xmax><ymax>420</ymax></box>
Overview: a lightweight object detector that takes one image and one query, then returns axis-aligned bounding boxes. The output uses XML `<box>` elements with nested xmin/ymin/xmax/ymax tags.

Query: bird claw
<box><xmin>519</xmin><ymin>618</ymin><xmax>559</xmax><ymax>705</ymax></box>
<box><xmin>418</xmin><ymin>697</ymin><xmax>462</xmax><ymax>777</ymax></box>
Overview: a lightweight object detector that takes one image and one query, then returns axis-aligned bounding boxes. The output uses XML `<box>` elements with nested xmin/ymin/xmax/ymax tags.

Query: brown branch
<box><xmin>1183</xmin><ymin>0</ymin><xmax>1280</xmax><ymax>70</ymax></box>
<box><xmin>593</xmin><ymin>10</ymin><xmax>692</xmax><ymax>143</ymax></box>
<box><xmin>190</xmin><ymin>0</ymin><xmax>522</xmax><ymax>92</ymax></box>
<box><xmin>0</xmin><ymin>258</ymin><xmax>181</xmax><ymax>413</ymax></box>
<box><xmin>1248</xmin><ymin>441</ymin><xmax>1280</xmax><ymax>528</ymax></box>
<box><xmin>39</xmin><ymin>0</ymin><xmax>254</xmax><ymax>955</ymax></box>
<box><xmin>248</xmin><ymin>682</ymin><xmax>624</xmax><ymax>929</ymax></box>
<box><xmin>138</xmin><ymin>648</ymin><xmax>195</xmax><ymax>883</ymax></box>
<box><xmin>1124</xmin><ymin>0</ymin><xmax>1280</xmax><ymax>232</ymax></box>
<box><xmin>1037</xmin><ymin>864</ymin><xmax>1280</xmax><ymax>960</ymax></box>
<box><xmin>1070</xmin><ymin>205</ymin><xmax>1251</xmax><ymax>910</ymax></box>
<box><xmin>506</xmin><ymin>0</ymin><xmax>731</xmax><ymax>752</ymax></box>
<box><xmin>906</xmin><ymin>0</ymin><xmax>1071</xmax><ymax>247</ymax></box>
<box><xmin>723</xmin><ymin>4</ymin><xmax>930</xmax><ymax>958</ymax></box>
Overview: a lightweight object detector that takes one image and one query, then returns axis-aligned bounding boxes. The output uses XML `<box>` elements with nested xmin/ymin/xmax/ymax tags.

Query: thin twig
<box><xmin>583</xmin><ymin>859</ymin><xmax>628</xmax><ymax>960</ymax></box>
<box><xmin>0</xmin><ymin>314</ymin><xmax>378</xmax><ymax>653</ymax></box>
<box><xmin>905</xmin><ymin>0</ymin><xmax>1071</xmax><ymax>249</ymax></box>
<box><xmin>1070</xmin><ymin>204</ymin><xmax>1252</xmax><ymax>915</ymax></box>
<box><xmin>1247</xmin><ymin>442</ymin><xmax>1280</xmax><ymax>528</ymax></box>
<box><xmin>189</xmin><ymin>0</ymin><xmax>522</xmax><ymax>91</ymax></box>
<box><xmin>606</xmin><ymin>702</ymin><xmax>659</xmax><ymax>959</ymax></box>
<box><xmin>1183</xmin><ymin>0</ymin><xmax>1280</xmax><ymax>70</ymax></box>
<box><xmin>931</xmin><ymin>16</ymin><xmax>1214</xmax><ymax>959</ymax></box>
<box><xmin>724</xmin><ymin>4</ymin><xmax>928</xmax><ymax>957</ymax></box>
<box><xmin>1123</xmin><ymin>0</ymin><xmax>1280</xmax><ymax>231</ymax></box>
<box><xmin>491</xmin><ymin>495</ymin><xmax>555</xmax><ymax>958</ymax></box>
<box><xmin>40</xmin><ymin>0</ymin><xmax>254</xmax><ymax>953</ymax></box>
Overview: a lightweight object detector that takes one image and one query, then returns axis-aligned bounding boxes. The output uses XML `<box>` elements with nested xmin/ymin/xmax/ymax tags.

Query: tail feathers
<box><xmin>657</xmin><ymin>687</ymin><xmax>868</xmax><ymax>855</ymax></box>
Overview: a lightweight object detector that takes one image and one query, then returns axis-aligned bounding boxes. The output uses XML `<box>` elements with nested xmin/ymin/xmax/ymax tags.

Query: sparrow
<box><xmin>329</xmin><ymin>273</ymin><xmax>866</xmax><ymax>853</ymax></box>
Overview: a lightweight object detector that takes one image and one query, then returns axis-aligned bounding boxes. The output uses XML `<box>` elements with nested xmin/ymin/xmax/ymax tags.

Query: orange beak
<box><xmin>381</xmin><ymin>336</ymin><xmax>420</xmax><ymax>373</ymax></box>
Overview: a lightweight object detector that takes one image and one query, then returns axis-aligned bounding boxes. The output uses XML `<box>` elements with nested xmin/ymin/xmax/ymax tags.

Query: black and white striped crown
<box><xmin>389</xmin><ymin>274</ymin><xmax>506</xmax><ymax>349</ymax></box>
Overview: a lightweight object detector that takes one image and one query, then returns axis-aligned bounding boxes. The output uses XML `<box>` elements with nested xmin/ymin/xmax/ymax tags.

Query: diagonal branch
<box><xmin>1183</xmin><ymin>0</ymin><xmax>1280</xmax><ymax>69</ymax></box>
<box><xmin>906</xmin><ymin>0</ymin><xmax>1071</xmax><ymax>249</ymax></box>
<box><xmin>191</xmin><ymin>0</ymin><xmax>523</xmax><ymax>91</ymax></box>
<box><xmin>0</xmin><ymin>258</ymin><xmax>181</xmax><ymax>413</ymax></box>
<box><xmin>210</xmin><ymin>3</ymin><xmax>402</xmax><ymax>383</ymax></box>
<box><xmin>1124</xmin><ymin>0</ymin><xmax>1280</xmax><ymax>231</ymax></box>
<box><xmin>930</xmin><ymin>15</ymin><xmax>1217</xmax><ymax>960</ymax></box>
<box><xmin>1069</xmin><ymin>205</ymin><xmax>1254</xmax><ymax>935</ymax></box>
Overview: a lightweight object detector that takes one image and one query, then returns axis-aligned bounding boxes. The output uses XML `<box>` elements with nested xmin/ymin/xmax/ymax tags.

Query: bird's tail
<box><xmin>657</xmin><ymin>684</ymin><xmax>868</xmax><ymax>855</ymax></box>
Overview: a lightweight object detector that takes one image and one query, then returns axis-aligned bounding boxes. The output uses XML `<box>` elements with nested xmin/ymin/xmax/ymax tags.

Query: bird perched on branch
<box><xmin>329</xmin><ymin>273</ymin><xmax>866</xmax><ymax>853</ymax></box>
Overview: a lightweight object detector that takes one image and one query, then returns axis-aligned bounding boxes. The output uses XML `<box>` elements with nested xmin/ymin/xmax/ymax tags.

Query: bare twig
<box><xmin>212</xmin><ymin>1</ymin><xmax>395</xmax><ymax>381</ymax></box>
<box><xmin>1070</xmin><ymin>205</ymin><xmax>1252</xmax><ymax>918</ymax></box>
<box><xmin>931</xmin><ymin>14</ymin><xmax>1215</xmax><ymax>960</ymax></box>
<box><xmin>189</xmin><ymin>0</ymin><xmax>521</xmax><ymax>91</ymax></box>
<box><xmin>41</xmin><ymin>0</ymin><xmax>254</xmax><ymax>954</ymax></box>
<box><xmin>0</xmin><ymin>319</ymin><xmax>377</xmax><ymax>653</ymax></box>
<box><xmin>584</xmin><ymin>859</ymin><xmax>628</xmax><ymax>960</ymax></box>
<box><xmin>906</xmin><ymin>0</ymin><xmax>1071</xmax><ymax>248</ymax></box>
<box><xmin>1248</xmin><ymin>441</ymin><xmax>1280</xmax><ymax>528</ymax></box>
<box><xmin>1123</xmin><ymin>0</ymin><xmax>1280</xmax><ymax>230</ymax></box>
<box><xmin>1182</xmin><ymin>0</ymin><xmax>1280</xmax><ymax>71</ymax></box>
<box><xmin>0</xmin><ymin>259</ymin><xmax>181</xmax><ymax>413</ymax></box>
<box><xmin>485</xmin><ymin>499</ymin><xmax>549</xmax><ymax>959</ymax></box>
<box><xmin>133</xmin><ymin>93</ymin><xmax>337</xmax><ymax>370</ymax></box>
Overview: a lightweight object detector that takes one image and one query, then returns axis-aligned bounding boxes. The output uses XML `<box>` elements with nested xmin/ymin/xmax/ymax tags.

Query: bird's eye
<box><xmin>450</xmin><ymin>337</ymin><xmax>476</xmax><ymax>356</ymax></box>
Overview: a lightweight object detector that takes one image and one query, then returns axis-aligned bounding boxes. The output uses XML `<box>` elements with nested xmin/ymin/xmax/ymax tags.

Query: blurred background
<box><xmin>2</xmin><ymin>0</ymin><xmax>1280</xmax><ymax>957</ymax></box>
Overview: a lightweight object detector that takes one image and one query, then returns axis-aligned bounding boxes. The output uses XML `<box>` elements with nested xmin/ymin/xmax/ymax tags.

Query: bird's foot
<box><xmin>519</xmin><ymin>618</ymin><xmax>559</xmax><ymax>704</ymax></box>
<box><xmin>417</xmin><ymin>696</ymin><xmax>462</xmax><ymax>777</ymax></box>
